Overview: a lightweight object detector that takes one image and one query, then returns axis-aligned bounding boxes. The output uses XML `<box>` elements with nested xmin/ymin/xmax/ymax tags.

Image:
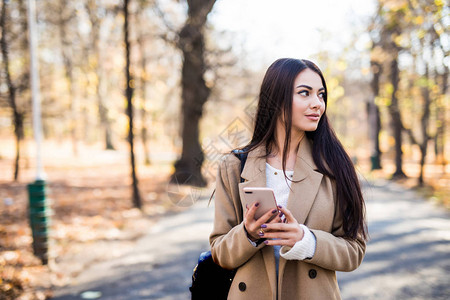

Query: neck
<box><xmin>272</xmin><ymin>119</ymin><xmax>305</xmax><ymax>158</ymax></box>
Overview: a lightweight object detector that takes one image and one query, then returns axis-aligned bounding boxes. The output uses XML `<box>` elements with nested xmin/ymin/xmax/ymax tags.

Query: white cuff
<box><xmin>247</xmin><ymin>236</ymin><xmax>258</xmax><ymax>247</ymax></box>
<box><xmin>280</xmin><ymin>224</ymin><xmax>316</xmax><ymax>260</ymax></box>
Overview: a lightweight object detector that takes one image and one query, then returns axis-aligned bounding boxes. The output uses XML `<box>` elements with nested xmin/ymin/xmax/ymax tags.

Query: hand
<box><xmin>244</xmin><ymin>202</ymin><xmax>282</xmax><ymax>241</ymax></box>
<box><xmin>258</xmin><ymin>206</ymin><xmax>304</xmax><ymax>247</ymax></box>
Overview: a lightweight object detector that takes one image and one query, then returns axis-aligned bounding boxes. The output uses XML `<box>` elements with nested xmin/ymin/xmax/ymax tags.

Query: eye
<box><xmin>298</xmin><ymin>90</ymin><xmax>309</xmax><ymax>96</ymax></box>
<box><xmin>318</xmin><ymin>92</ymin><xmax>325</xmax><ymax>99</ymax></box>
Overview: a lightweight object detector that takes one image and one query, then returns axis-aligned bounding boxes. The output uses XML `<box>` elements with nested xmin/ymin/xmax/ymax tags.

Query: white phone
<box><xmin>243</xmin><ymin>187</ymin><xmax>279</xmax><ymax>220</ymax></box>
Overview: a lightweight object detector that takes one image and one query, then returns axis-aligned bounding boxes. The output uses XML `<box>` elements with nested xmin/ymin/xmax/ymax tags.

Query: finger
<box><xmin>245</xmin><ymin>201</ymin><xmax>260</xmax><ymax>220</ymax></box>
<box><xmin>259</xmin><ymin>231</ymin><xmax>293</xmax><ymax>239</ymax></box>
<box><xmin>261</xmin><ymin>223</ymin><xmax>303</xmax><ymax>241</ymax></box>
<box><xmin>262</xmin><ymin>222</ymin><xmax>289</xmax><ymax>231</ymax></box>
<box><xmin>278</xmin><ymin>206</ymin><xmax>297</xmax><ymax>224</ymax></box>
<box><xmin>255</xmin><ymin>207</ymin><xmax>279</xmax><ymax>226</ymax></box>
<box><xmin>244</xmin><ymin>202</ymin><xmax>262</xmax><ymax>238</ymax></box>
<box><xmin>263</xmin><ymin>239</ymin><xmax>295</xmax><ymax>247</ymax></box>
<box><xmin>268</xmin><ymin>214</ymin><xmax>282</xmax><ymax>224</ymax></box>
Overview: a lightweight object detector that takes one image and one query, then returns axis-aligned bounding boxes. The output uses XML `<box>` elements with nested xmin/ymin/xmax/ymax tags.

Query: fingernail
<box><xmin>272</xmin><ymin>209</ymin><xmax>277</xmax><ymax>214</ymax></box>
<box><xmin>255</xmin><ymin>202</ymin><xmax>259</xmax><ymax>207</ymax></box>
<box><xmin>279</xmin><ymin>212</ymin><xmax>284</xmax><ymax>217</ymax></box>
<box><xmin>261</xmin><ymin>224</ymin><xmax>267</xmax><ymax>228</ymax></box>
<box><xmin>283</xmin><ymin>219</ymin><xmax>287</xmax><ymax>223</ymax></box>
<box><xmin>278</xmin><ymin>205</ymin><xmax>282</xmax><ymax>209</ymax></box>
<box><xmin>264</xmin><ymin>240</ymin><xmax>269</xmax><ymax>244</ymax></box>
<box><xmin>258</xmin><ymin>233</ymin><xmax>264</xmax><ymax>236</ymax></box>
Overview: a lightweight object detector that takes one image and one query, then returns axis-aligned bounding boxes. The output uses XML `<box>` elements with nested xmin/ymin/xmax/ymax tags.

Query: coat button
<box><xmin>238</xmin><ymin>282</ymin><xmax>246</xmax><ymax>291</ymax></box>
<box><xmin>309</xmin><ymin>269</ymin><xmax>317</xmax><ymax>279</ymax></box>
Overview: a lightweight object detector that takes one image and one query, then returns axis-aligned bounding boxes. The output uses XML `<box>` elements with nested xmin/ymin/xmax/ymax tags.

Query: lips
<box><xmin>306</xmin><ymin>113</ymin><xmax>320</xmax><ymax>121</ymax></box>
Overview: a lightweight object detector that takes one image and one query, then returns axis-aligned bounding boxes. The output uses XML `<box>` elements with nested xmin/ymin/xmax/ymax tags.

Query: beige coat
<box><xmin>209</xmin><ymin>138</ymin><xmax>366</xmax><ymax>300</ymax></box>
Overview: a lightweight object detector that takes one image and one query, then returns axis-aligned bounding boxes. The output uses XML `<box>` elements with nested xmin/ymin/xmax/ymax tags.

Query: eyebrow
<box><xmin>296</xmin><ymin>84</ymin><xmax>325</xmax><ymax>92</ymax></box>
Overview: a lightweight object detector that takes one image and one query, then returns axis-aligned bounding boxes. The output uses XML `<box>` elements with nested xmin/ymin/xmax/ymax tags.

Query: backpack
<box><xmin>189</xmin><ymin>149</ymin><xmax>248</xmax><ymax>300</ymax></box>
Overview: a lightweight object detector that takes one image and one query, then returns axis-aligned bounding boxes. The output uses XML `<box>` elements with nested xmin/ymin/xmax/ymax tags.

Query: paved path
<box><xmin>51</xmin><ymin>180</ymin><xmax>450</xmax><ymax>300</ymax></box>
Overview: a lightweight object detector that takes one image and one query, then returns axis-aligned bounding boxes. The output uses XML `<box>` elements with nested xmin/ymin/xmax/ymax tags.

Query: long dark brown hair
<box><xmin>240</xmin><ymin>58</ymin><xmax>367</xmax><ymax>240</ymax></box>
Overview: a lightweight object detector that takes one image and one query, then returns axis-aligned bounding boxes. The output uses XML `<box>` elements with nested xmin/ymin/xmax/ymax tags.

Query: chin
<box><xmin>300</xmin><ymin>125</ymin><xmax>319</xmax><ymax>132</ymax></box>
<box><xmin>293</xmin><ymin>122</ymin><xmax>319</xmax><ymax>133</ymax></box>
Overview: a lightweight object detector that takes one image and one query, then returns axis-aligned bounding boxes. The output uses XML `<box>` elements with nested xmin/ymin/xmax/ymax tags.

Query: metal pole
<box><xmin>27</xmin><ymin>0</ymin><xmax>44</xmax><ymax>180</ymax></box>
<box><xmin>27</xmin><ymin>0</ymin><xmax>50</xmax><ymax>265</ymax></box>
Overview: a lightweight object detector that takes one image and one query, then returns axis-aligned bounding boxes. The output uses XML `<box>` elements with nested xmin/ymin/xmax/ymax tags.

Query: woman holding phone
<box><xmin>210</xmin><ymin>58</ymin><xmax>368</xmax><ymax>300</ymax></box>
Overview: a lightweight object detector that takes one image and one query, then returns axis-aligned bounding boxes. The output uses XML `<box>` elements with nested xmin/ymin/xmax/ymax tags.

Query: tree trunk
<box><xmin>435</xmin><ymin>66</ymin><xmax>447</xmax><ymax>170</ymax></box>
<box><xmin>137</xmin><ymin>32</ymin><xmax>151</xmax><ymax>165</ymax></box>
<box><xmin>368</xmin><ymin>60</ymin><xmax>382</xmax><ymax>170</ymax></box>
<box><xmin>170</xmin><ymin>0</ymin><xmax>216</xmax><ymax>187</ymax></box>
<box><xmin>388</xmin><ymin>56</ymin><xmax>406</xmax><ymax>179</ymax></box>
<box><xmin>85</xmin><ymin>0</ymin><xmax>115</xmax><ymax>150</ymax></box>
<box><xmin>57</xmin><ymin>2</ymin><xmax>78</xmax><ymax>155</ymax></box>
<box><xmin>418</xmin><ymin>66</ymin><xmax>432</xmax><ymax>186</ymax></box>
<box><xmin>124</xmin><ymin>0</ymin><xmax>142</xmax><ymax>208</ymax></box>
<box><xmin>97</xmin><ymin>42</ymin><xmax>115</xmax><ymax>150</ymax></box>
<box><xmin>1</xmin><ymin>0</ymin><xmax>24</xmax><ymax>181</ymax></box>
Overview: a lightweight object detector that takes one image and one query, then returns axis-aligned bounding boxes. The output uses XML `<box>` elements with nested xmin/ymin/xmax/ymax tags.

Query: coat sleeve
<box><xmin>308</xmin><ymin>229</ymin><xmax>365</xmax><ymax>272</ymax></box>
<box><xmin>209</xmin><ymin>155</ymin><xmax>264</xmax><ymax>270</ymax></box>
<box><xmin>308</xmin><ymin>183</ymin><xmax>366</xmax><ymax>272</ymax></box>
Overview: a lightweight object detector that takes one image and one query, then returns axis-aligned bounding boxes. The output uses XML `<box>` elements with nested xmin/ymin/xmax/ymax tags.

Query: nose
<box><xmin>310</xmin><ymin>95</ymin><xmax>322</xmax><ymax>109</ymax></box>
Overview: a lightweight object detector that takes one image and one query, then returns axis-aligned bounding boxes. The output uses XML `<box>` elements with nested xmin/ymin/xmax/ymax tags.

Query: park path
<box><xmin>51</xmin><ymin>180</ymin><xmax>450</xmax><ymax>300</ymax></box>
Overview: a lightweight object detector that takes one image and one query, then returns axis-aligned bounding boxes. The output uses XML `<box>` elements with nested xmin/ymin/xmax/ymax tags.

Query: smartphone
<box><xmin>243</xmin><ymin>187</ymin><xmax>278</xmax><ymax>220</ymax></box>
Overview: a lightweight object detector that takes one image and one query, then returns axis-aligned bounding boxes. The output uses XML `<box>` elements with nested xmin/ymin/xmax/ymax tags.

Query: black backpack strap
<box><xmin>231</xmin><ymin>149</ymin><xmax>248</xmax><ymax>183</ymax></box>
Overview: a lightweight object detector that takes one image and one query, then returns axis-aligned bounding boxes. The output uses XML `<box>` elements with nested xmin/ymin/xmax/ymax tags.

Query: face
<box><xmin>290</xmin><ymin>68</ymin><xmax>326</xmax><ymax>133</ymax></box>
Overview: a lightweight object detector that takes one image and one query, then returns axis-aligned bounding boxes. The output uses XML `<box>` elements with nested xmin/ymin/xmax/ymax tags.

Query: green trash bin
<box><xmin>27</xmin><ymin>180</ymin><xmax>50</xmax><ymax>265</ymax></box>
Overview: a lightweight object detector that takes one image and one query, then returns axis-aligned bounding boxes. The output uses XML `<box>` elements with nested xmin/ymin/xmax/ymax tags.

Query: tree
<box><xmin>368</xmin><ymin>57</ymin><xmax>382</xmax><ymax>170</ymax></box>
<box><xmin>0</xmin><ymin>0</ymin><xmax>28</xmax><ymax>181</ymax></box>
<box><xmin>135</xmin><ymin>1</ymin><xmax>153</xmax><ymax>166</ymax></box>
<box><xmin>85</xmin><ymin>0</ymin><xmax>115</xmax><ymax>150</ymax></box>
<box><xmin>170</xmin><ymin>0</ymin><xmax>217</xmax><ymax>187</ymax></box>
<box><xmin>124</xmin><ymin>0</ymin><xmax>142</xmax><ymax>208</ymax></box>
<box><xmin>370</xmin><ymin>1</ymin><xmax>410</xmax><ymax>178</ymax></box>
<box><xmin>370</xmin><ymin>0</ymin><xmax>448</xmax><ymax>183</ymax></box>
<box><xmin>53</xmin><ymin>0</ymin><xmax>78</xmax><ymax>155</ymax></box>
<box><xmin>400</xmin><ymin>0</ymin><xmax>447</xmax><ymax>185</ymax></box>
<box><xmin>435</xmin><ymin>63</ymin><xmax>448</xmax><ymax>170</ymax></box>
<box><xmin>388</xmin><ymin>48</ymin><xmax>406</xmax><ymax>178</ymax></box>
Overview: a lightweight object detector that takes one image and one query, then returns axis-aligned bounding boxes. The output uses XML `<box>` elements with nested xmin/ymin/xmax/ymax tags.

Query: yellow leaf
<box><xmin>375</xmin><ymin>96</ymin><xmax>389</xmax><ymax>106</ymax></box>
<box><xmin>394</xmin><ymin>35</ymin><xmax>403</xmax><ymax>47</ymax></box>
<box><xmin>434</xmin><ymin>0</ymin><xmax>444</xmax><ymax>7</ymax></box>
<box><xmin>417</xmin><ymin>29</ymin><xmax>426</xmax><ymax>39</ymax></box>
<box><xmin>385</xmin><ymin>83</ymin><xmax>394</xmax><ymax>95</ymax></box>
<box><xmin>414</xmin><ymin>16</ymin><xmax>424</xmax><ymax>25</ymax></box>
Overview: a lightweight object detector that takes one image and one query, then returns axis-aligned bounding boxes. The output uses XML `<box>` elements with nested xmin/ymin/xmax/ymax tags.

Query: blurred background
<box><xmin>0</xmin><ymin>0</ymin><xmax>448</xmax><ymax>299</ymax></box>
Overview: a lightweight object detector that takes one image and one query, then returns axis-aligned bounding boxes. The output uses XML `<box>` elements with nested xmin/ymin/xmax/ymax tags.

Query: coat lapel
<box><xmin>286</xmin><ymin>138</ymin><xmax>323</xmax><ymax>225</ymax></box>
<box><xmin>238</xmin><ymin>144</ymin><xmax>266</xmax><ymax>211</ymax></box>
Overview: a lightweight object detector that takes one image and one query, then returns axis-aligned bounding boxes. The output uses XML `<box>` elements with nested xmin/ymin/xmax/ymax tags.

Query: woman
<box><xmin>210</xmin><ymin>58</ymin><xmax>368</xmax><ymax>300</ymax></box>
